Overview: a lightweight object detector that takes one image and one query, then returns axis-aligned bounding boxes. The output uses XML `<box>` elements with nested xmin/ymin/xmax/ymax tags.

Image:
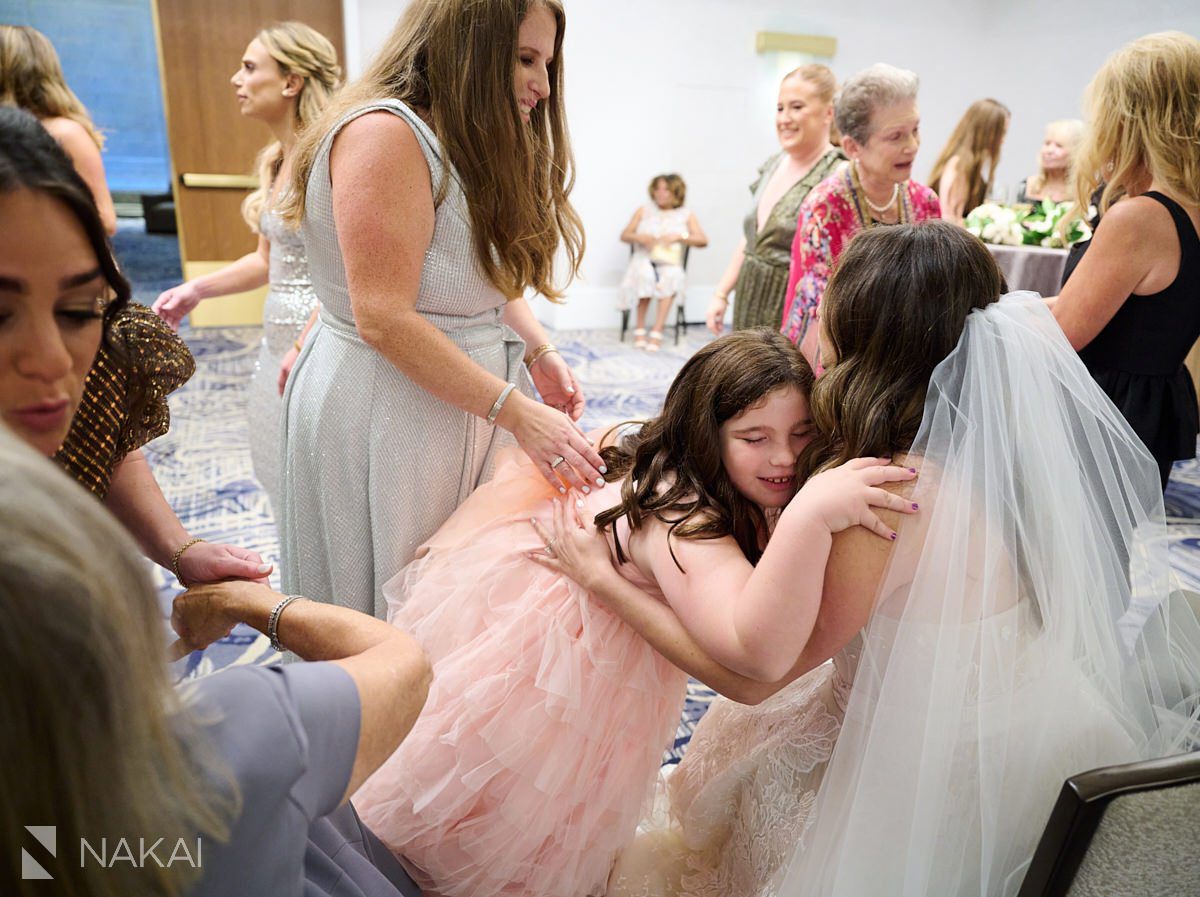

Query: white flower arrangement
<box><xmin>965</xmin><ymin>200</ymin><xmax>1091</xmax><ymax>249</ymax></box>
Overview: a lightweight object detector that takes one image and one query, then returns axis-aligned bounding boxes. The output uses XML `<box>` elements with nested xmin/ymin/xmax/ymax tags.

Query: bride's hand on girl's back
<box><xmin>790</xmin><ymin>457</ymin><xmax>920</xmax><ymax>541</ymax></box>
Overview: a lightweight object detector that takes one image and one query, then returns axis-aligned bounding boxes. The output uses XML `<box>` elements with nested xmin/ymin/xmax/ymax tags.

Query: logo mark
<box><xmin>22</xmin><ymin>825</ymin><xmax>56</xmax><ymax>880</ymax></box>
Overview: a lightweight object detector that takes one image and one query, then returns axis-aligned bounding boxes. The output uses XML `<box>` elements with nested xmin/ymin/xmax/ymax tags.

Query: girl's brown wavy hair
<box><xmin>282</xmin><ymin>0</ymin><xmax>584</xmax><ymax>301</ymax></box>
<box><xmin>596</xmin><ymin>329</ymin><xmax>814</xmax><ymax>568</ymax></box>
<box><xmin>799</xmin><ymin>221</ymin><xmax>1004</xmax><ymax>479</ymax></box>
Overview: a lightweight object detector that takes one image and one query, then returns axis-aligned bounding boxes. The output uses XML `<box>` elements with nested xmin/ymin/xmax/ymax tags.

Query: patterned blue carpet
<box><xmin>124</xmin><ymin>218</ymin><xmax>1200</xmax><ymax>765</ymax></box>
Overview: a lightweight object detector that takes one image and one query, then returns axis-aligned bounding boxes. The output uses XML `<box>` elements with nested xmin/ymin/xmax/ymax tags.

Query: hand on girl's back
<box><xmin>793</xmin><ymin>457</ymin><xmax>919</xmax><ymax>541</ymax></box>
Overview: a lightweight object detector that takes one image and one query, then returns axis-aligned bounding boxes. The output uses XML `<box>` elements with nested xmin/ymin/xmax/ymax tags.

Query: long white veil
<box><xmin>778</xmin><ymin>294</ymin><xmax>1200</xmax><ymax>896</ymax></box>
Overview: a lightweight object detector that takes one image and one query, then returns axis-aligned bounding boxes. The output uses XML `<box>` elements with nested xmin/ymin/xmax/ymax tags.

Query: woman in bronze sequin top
<box><xmin>0</xmin><ymin>107</ymin><xmax>270</xmax><ymax>587</ymax></box>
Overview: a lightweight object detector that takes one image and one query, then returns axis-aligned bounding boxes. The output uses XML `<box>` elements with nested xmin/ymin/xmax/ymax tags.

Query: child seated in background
<box><xmin>619</xmin><ymin>173</ymin><xmax>707</xmax><ymax>351</ymax></box>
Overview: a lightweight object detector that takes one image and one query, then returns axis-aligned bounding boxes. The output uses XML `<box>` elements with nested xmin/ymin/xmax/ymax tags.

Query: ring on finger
<box><xmin>544</xmin><ymin>538</ymin><xmax>556</xmax><ymax>556</ymax></box>
<box><xmin>550</xmin><ymin>456</ymin><xmax>566</xmax><ymax>469</ymax></box>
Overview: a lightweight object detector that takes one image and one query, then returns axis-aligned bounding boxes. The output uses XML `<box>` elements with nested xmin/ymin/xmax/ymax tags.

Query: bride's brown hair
<box><xmin>282</xmin><ymin>0</ymin><xmax>583</xmax><ymax>301</ymax></box>
<box><xmin>596</xmin><ymin>330</ymin><xmax>813</xmax><ymax>567</ymax></box>
<box><xmin>800</xmin><ymin>221</ymin><xmax>1004</xmax><ymax>479</ymax></box>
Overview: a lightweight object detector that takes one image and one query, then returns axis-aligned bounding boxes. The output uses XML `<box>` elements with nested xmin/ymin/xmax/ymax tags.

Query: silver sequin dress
<box><xmin>278</xmin><ymin>99</ymin><xmax>530</xmax><ymax>618</ymax></box>
<box><xmin>247</xmin><ymin>208</ymin><xmax>319</xmax><ymax>512</ymax></box>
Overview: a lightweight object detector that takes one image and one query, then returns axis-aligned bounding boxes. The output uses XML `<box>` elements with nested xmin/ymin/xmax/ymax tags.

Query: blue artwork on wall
<box><xmin>2</xmin><ymin>0</ymin><xmax>171</xmax><ymax>193</ymax></box>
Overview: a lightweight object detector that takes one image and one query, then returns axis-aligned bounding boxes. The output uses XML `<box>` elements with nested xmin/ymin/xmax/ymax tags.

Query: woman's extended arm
<box><xmin>153</xmin><ymin>236</ymin><xmax>271</xmax><ymax>330</ymax></box>
<box><xmin>706</xmin><ymin>237</ymin><xmax>746</xmax><ymax>335</ymax></box>
<box><xmin>528</xmin><ymin>499</ymin><xmax>789</xmax><ymax>704</ymax></box>
<box><xmin>329</xmin><ymin>111</ymin><xmax>604</xmax><ymax>491</ymax></box>
<box><xmin>171</xmin><ymin>579</ymin><xmax>432</xmax><ymax>803</ymax></box>
<box><xmin>105</xmin><ymin>450</ymin><xmax>272</xmax><ymax>583</ymax></box>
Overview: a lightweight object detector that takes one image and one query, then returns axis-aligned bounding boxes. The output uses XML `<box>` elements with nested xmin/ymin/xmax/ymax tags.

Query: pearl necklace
<box><xmin>853</xmin><ymin>159</ymin><xmax>899</xmax><ymax>213</ymax></box>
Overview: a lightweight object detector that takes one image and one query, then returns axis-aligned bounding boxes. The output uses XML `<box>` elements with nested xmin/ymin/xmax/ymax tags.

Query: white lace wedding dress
<box><xmin>607</xmin><ymin>637</ymin><xmax>859</xmax><ymax>897</ymax></box>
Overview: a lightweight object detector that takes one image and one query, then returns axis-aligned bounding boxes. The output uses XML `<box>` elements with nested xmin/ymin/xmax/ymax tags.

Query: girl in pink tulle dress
<box><xmin>353</xmin><ymin>330</ymin><xmax>916</xmax><ymax>897</ymax></box>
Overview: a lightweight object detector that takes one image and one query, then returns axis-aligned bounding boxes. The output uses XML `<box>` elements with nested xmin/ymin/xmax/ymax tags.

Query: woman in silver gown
<box><xmin>277</xmin><ymin>0</ymin><xmax>605</xmax><ymax>619</ymax></box>
<box><xmin>153</xmin><ymin>22</ymin><xmax>340</xmax><ymax>511</ymax></box>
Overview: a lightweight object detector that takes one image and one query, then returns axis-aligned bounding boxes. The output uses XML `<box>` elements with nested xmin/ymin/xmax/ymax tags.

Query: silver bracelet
<box><xmin>486</xmin><ymin>383</ymin><xmax>517</xmax><ymax>424</ymax></box>
<box><xmin>267</xmin><ymin>595</ymin><xmax>307</xmax><ymax>653</ymax></box>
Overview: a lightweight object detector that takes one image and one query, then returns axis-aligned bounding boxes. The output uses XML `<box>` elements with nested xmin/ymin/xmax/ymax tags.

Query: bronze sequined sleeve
<box><xmin>54</xmin><ymin>303</ymin><xmax>196</xmax><ymax>498</ymax></box>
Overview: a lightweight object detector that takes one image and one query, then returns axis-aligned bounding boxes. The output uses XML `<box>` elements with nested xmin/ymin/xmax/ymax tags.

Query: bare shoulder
<box><xmin>40</xmin><ymin>116</ymin><xmax>94</xmax><ymax>151</ymax></box>
<box><xmin>332</xmin><ymin>110</ymin><xmax>424</xmax><ymax>166</ymax></box>
<box><xmin>1096</xmin><ymin>194</ymin><xmax>1174</xmax><ymax>242</ymax></box>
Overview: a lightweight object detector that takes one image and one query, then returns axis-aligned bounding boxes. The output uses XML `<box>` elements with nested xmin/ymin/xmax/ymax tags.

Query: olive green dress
<box><xmin>732</xmin><ymin>148</ymin><xmax>844</xmax><ymax>331</ymax></box>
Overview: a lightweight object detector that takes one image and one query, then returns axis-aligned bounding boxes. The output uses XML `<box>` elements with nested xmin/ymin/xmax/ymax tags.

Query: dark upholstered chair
<box><xmin>1017</xmin><ymin>750</ymin><xmax>1200</xmax><ymax>897</ymax></box>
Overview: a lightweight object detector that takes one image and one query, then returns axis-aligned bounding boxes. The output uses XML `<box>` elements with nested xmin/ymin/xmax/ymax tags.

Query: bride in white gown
<box><xmin>541</xmin><ymin>220</ymin><xmax>1200</xmax><ymax>897</ymax></box>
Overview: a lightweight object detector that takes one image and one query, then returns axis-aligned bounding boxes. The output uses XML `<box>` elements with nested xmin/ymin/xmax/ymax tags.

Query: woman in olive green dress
<box><xmin>707</xmin><ymin>65</ymin><xmax>844</xmax><ymax>334</ymax></box>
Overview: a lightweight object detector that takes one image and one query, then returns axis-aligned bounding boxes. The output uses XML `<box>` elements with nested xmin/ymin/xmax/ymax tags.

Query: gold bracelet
<box><xmin>171</xmin><ymin>537</ymin><xmax>206</xmax><ymax>586</ymax></box>
<box><xmin>525</xmin><ymin>343</ymin><xmax>559</xmax><ymax>368</ymax></box>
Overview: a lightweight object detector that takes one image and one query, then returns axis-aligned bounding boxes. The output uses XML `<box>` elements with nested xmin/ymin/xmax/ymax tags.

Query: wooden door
<box><xmin>152</xmin><ymin>0</ymin><xmax>344</xmax><ymax>326</ymax></box>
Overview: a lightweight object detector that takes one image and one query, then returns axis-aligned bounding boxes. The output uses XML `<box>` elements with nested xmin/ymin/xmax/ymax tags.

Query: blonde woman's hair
<box><xmin>0</xmin><ymin>426</ymin><xmax>234</xmax><ymax>896</ymax></box>
<box><xmin>282</xmin><ymin>0</ymin><xmax>584</xmax><ymax>301</ymax></box>
<box><xmin>928</xmin><ymin>98</ymin><xmax>1011</xmax><ymax>214</ymax></box>
<box><xmin>783</xmin><ymin>63</ymin><xmax>840</xmax><ymax>144</ymax></box>
<box><xmin>1074</xmin><ymin>31</ymin><xmax>1200</xmax><ymax>214</ymax></box>
<box><xmin>648</xmin><ymin>173</ymin><xmax>686</xmax><ymax>208</ymax></box>
<box><xmin>1026</xmin><ymin>118</ymin><xmax>1084</xmax><ymax>197</ymax></box>
<box><xmin>241</xmin><ymin>21</ymin><xmax>342</xmax><ymax>230</ymax></box>
<box><xmin>0</xmin><ymin>24</ymin><xmax>104</xmax><ymax>148</ymax></box>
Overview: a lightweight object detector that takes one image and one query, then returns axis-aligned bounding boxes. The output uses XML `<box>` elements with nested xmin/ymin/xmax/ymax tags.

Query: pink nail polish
<box><xmin>890</xmin><ymin>532</ymin><xmax>897</xmax><ymax>540</ymax></box>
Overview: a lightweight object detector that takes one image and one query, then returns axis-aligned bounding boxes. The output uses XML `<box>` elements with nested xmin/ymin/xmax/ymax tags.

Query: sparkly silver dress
<box><xmin>278</xmin><ymin>100</ymin><xmax>530</xmax><ymax>618</ymax></box>
<box><xmin>247</xmin><ymin>208</ymin><xmax>318</xmax><ymax>512</ymax></box>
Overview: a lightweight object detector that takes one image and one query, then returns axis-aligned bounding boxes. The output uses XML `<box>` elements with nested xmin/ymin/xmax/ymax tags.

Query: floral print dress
<box><xmin>781</xmin><ymin>169</ymin><xmax>940</xmax><ymax>363</ymax></box>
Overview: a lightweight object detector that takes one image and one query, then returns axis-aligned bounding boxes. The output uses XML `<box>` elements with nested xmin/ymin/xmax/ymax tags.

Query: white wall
<box><xmin>341</xmin><ymin>0</ymin><xmax>1200</xmax><ymax>330</ymax></box>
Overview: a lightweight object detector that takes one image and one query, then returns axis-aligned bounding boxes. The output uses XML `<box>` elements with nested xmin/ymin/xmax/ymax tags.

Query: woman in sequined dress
<box><xmin>276</xmin><ymin>0</ymin><xmax>605</xmax><ymax>619</ymax></box>
<box><xmin>154</xmin><ymin>22</ymin><xmax>341</xmax><ymax>511</ymax></box>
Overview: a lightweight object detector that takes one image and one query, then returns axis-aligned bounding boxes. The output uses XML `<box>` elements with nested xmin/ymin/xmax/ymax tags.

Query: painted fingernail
<box><xmin>559</xmin><ymin>487</ymin><xmax>567</xmax><ymax>494</ymax></box>
<box><xmin>908</xmin><ymin>467</ymin><xmax>917</xmax><ymax>474</ymax></box>
<box><xmin>530</xmin><ymin>517</ymin><xmax>537</xmax><ymax>525</ymax></box>
<box><xmin>257</xmin><ymin>564</ymin><xmax>272</xmax><ymax>573</ymax></box>
<box><xmin>567</xmin><ymin>387</ymin><xmax>576</xmax><ymax>394</ymax></box>
<box><xmin>600</xmin><ymin>465</ymin><xmax>608</xmax><ymax>474</ymax></box>
<box><xmin>582</xmin><ymin>485</ymin><xmax>591</xmax><ymax>494</ymax></box>
<box><xmin>596</xmin><ymin>478</ymin><xmax>606</xmax><ymax>487</ymax></box>
<box><xmin>576</xmin><ymin>499</ymin><xmax>585</xmax><ymax>509</ymax></box>
<box><xmin>911</xmin><ymin>502</ymin><xmax>919</xmax><ymax>510</ymax></box>
<box><xmin>890</xmin><ymin>532</ymin><xmax>897</xmax><ymax>540</ymax></box>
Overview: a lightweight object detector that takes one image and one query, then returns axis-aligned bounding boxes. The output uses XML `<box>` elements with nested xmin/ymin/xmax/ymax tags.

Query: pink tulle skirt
<box><xmin>353</xmin><ymin>449</ymin><xmax>688</xmax><ymax>897</ymax></box>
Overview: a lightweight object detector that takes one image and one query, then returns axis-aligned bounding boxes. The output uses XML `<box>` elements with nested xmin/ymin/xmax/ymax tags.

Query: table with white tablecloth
<box><xmin>986</xmin><ymin>244</ymin><xmax>1070</xmax><ymax>298</ymax></box>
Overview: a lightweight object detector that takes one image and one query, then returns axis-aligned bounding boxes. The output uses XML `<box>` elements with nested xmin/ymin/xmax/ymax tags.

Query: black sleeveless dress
<box><xmin>1062</xmin><ymin>192</ymin><xmax>1200</xmax><ymax>489</ymax></box>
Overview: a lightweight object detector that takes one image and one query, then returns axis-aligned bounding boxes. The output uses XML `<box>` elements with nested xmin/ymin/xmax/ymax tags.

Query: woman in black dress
<box><xmin>1052</xmin><ymin>32</ymin><xmax>1200</xmax><ymax>489</ymax></box>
